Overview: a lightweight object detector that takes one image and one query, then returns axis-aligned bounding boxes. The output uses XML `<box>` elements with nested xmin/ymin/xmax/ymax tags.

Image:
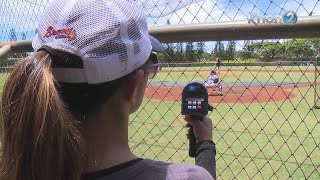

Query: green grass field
<box><xmin>129</xmin><ymin>66</ymin><xmax>320</xmax><ymax>179</ymax></box>
<box><xmin>0</xmin><ymin>65</ymin><xmax>318</xmax><ymax>179</ymax></box>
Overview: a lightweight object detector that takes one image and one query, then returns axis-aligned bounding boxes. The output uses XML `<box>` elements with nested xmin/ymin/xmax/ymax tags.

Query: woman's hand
<box><xmin>184</xmin><ymin>115</ymin><xmax>213</xmax><ymax>143</ymax></box>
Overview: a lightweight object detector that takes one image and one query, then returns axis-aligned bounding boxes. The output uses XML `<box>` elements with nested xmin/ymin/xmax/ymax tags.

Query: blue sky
<box><xmin>142</xmin><ymin>0</ymin><xmax>320</xmax><ymax>51</ymax></box>
<box><xmin>144</xmin><ymin>0</ymin><xmax>319</xmax><ymax>25</ymax></box>
<box><xmin>1</xmin><ymin>0</ymin><xmax>319</xmax><ymax>51</ymax></box>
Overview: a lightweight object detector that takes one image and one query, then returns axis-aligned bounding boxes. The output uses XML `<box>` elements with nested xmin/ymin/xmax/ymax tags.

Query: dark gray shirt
<box><xmin>92</xmin><ymin>159</ymin><xmax>213</xmax><ymax>180</ymax></box>
<box><xmin>84</xmin><ymin>141</ymin><xmax>216</xmax><ymax>180</ymax></box>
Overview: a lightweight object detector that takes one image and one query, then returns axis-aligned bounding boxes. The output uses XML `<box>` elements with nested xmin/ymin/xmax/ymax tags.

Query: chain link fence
<box><xmin>1</xmin><ymin>0</ymin><xmax>320</xmax><ymax>179</ymax></box>
<box><xmin>315</xmin><ymin>57</ymin><xmax>320</xmax><ymax>109</ymax></box>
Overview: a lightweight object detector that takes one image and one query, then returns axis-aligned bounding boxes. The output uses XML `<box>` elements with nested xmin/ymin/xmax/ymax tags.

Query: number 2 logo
<box><xmin>283</xmin><ymin>11</ymin><xmax>298</xmax><ymax>25</ymax></box>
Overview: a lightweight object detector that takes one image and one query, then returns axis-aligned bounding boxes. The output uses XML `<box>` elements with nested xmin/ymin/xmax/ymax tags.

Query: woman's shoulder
<box><xmin>143</xmin><ymin>159</ymin><xmax>214</xmax><ymax>180</ymax></box>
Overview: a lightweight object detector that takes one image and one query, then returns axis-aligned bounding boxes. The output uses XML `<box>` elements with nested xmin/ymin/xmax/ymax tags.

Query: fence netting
<box><xmin>316</xmin><ymin>59</ymin><xmax>320</xmax><ymax>108</ymax></box>
<box><xmin>1</xmin><ymin>0</ymin><xmax>320</xmax><ymax>179</ymax></box>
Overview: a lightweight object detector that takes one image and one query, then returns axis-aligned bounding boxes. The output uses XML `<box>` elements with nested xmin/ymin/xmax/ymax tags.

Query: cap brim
<box><xmin>149</xmin><ymin>35</ymin><xmax>165</xmax><ymax>53</ymax></box>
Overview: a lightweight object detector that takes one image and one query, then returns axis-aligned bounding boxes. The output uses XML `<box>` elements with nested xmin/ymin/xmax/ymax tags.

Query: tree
<box><xmin>20</xmin><ymin>32</ymin><xmax>28</xmax><ymax>57</ymax></box>
<box><xmin>196</xmin><ymin>42</ymin><xmax>205</xmax><ymax>62</ymax></box>
<box><xmin>241</xmin><ymin>39</ymin><xmax>317</xmax><ymax>62</ymax></box>
<box><xmin>306</xmin><ymin>38</ymin><xmax>320</xmax><ymax>57</ymax></box>
<box><xmin>185</xmin><ymin>42</ymin><xmax>196</xmax><ymax>62</ymax></box>
<box><xmin>202</xmin><ymin>52</ymin><xmax>212</xmax><ymax>61</ymax></box>
<box><xmin>243</xmin><ymin>40</ymin><xmax>251</xmax><ymax>48</ymax></box>
<box><xmin>175</xmin><ymin>42</ymin><xmax>184</xmax><ymax>62</ymax></box>
<box><xmin>248</xmin><ymin>41</ymin><xmax>286</xmax><ymax>61</ymax></box>
<box><xmin>287</xmin><ymin>39</ymin><xmax>314</xmax><ymax>61</ymax></box>
<box><xmin>163</xmin><ymin>20</ymin><xmax>175</xmax><ymax>63</ymax></box>
<box><xmin>164</xmin><ymin>44</ymin><xmax>175</xmax><ymax>63</ymax></box>
<box><xmin>213</xmin><ymin>41</ymin><xmax>225</xmax><ymax>60</ymax></box>
<box><xmin>213</xmin><ymin>42</ymin><xmax>218</xmax><ymax>56</ymax></box>
<box><xmin>240</xmin><ymin>40</ymin><xmax>253</xmax><ymax>60</ymax></box>
<box><xmin>225</xmin><ymin>41</ymin><xmax>236</xmax><ymax>61</ymax></box>
<box><xmin>21</xmin><ymin>32</ymin><xmax>26</xmax><ymax>40</ymax></box>
<box><xmin>218</xmin><ymin>41</ymin><xmax>225</xmax><ymax>58</ymax></box>
<box><xmin>10</xmin><ymin>28</ymin><xmax>17</xmax><ymax>41</ymax></box>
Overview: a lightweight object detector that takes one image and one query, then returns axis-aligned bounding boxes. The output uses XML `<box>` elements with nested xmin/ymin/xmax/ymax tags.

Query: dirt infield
<box><xmin>147</xmin><ymin>69</ymin><xmax>316</xmax><ymax>103</ymax></box>
<box><xmin>145</xmin><ymin>84</ymin><xmax>299</xmax><ymax>104</ymax></box>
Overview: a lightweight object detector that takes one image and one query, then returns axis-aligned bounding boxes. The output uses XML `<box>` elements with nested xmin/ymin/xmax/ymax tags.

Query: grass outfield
<box><xmin>130</xmin><ymin>66</ymin><xmax>320</xmax><ymax>179</ymax></box>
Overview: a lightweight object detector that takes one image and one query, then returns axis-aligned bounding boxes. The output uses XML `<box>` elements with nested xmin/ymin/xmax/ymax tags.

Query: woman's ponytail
<box><xmin>0</xmin><ymin>51</ymin><xmax>85</xmax><ymax>180</ymax></box>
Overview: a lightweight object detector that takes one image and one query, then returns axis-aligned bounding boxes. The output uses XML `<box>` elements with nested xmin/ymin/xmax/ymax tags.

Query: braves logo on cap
<box><xmin>44</xmin><ymin>26</ymin><xmax>76</xmax><ymax>40</ymax></box>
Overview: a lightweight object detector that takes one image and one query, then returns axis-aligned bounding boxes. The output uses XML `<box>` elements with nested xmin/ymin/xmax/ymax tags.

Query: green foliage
<box><xmin>213</xmin><ymin>41</ymin><xmax>225</xmax><ymax>60</ymax></box>
<box><xmin>196</xmin><ymin>42</ymin><xmax>205</xmax><ymax>61</ymax></box>
<box><xmin>246</xmin><ymin>39</ymin><xmax>317</xmax><ymax>62</ymax></box>
<box><xmin>161</xmin><ymin>19</ymin><xmax>175</xmax><ymax>63</ymax></box>
<box><xmin>239</xmin><ymin>40</ymin><xmax>253</xmax><ymax>59</ymax></box>
<box><xmin>21</xmin><ymin>32</ymin><xmax>26</xmax><ymax>40</ymax></box>
<box><xmin>157</xmin><ymin>53</ymin><xmax>166</xmax><ymax>64</ymax></box>
<box><xmin>163</xmin><ymin>43</ymin><xmax>175</xmax><ymax>63</ymax></box>
<box><xmin>159</xmin><ymin>38</ymin><xmax>319</xmax><ymax>63</ymax></box>
<box><xmin>158</xmin><ymin>42</ymin><xmax>204</xmax><ymax>63</ymax></box>
<box><xmin>225</xmin><ymin>41</ymin><xmax>236</xmax><ymax>61</ymax></box>
<box><xmin>20</xmin><ymin>32</ymin><xmax>28</xmax><ymax>57</ymax></box>
<box><xmin>202</xmin><ymin>52</ymin><xmax>212</xmax><ymax>61</ymax></box>
<box><xmin>285</xmin><ymin>39</ymin><xmax>314</xmax><ymax>61</ymax></box>
<box><xmin>175</xmin><ymin>42</ymin><xmax>184</xmax><ymax>63</ymax></box>
<box><xmin>10</xmin><ymin>28</ymin><xmax>17</xmax><ymax>41</ymax></box>
<box><xmin>307</xmin><ymin>38</ymin><xmax>320</xmax><ymax>53</ymax></box>
<box><xmin>185</xmin><ymin>42</ymin><xmax>197</xmax><ymax>62</ymax></box>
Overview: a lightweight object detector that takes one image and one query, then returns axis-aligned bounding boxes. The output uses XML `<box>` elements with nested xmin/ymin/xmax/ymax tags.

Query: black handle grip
<box><xmin>189</xmin><ymin>115</ymin><xmax>203</xmax><ymax>157</ymax></box>
<box><xmin>189</xmin><ymin>126</ymin><xmax>196</xmax><ymax>157</ymax></box>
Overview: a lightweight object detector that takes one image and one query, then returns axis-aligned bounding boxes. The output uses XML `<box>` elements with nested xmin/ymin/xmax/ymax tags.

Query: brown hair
<box><xmin>0</xmin><ymin>49</ymin><xmax>141</xmax><ymax>180</ymax></box>
<box><xmin>0</xmin><ymin>51</ymin><xmax>86</xmax><ymax>180</ymax></box>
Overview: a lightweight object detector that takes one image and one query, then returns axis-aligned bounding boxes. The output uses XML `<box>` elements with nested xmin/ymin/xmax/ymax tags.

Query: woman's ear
<box><xmin>126</xmin><ymin>69</ymin><xmax>145</xmax><ymax>104</ymax></box>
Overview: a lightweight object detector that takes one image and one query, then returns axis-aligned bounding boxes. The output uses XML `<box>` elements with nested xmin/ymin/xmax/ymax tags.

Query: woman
<box><xmin>0</xmin><ymin>0</ymin><xmax>216</xmax><ymax>179</ymax></box>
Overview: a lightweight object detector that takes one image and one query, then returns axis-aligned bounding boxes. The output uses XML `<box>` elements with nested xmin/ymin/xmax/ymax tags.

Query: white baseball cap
<box><xmin>32</xmin><ymin>0</ymin><xmax>164</xmax><ymax>84</ymax></box>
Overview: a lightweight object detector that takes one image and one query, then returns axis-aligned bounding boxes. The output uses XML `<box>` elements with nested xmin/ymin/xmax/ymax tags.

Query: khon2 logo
<box><xmin>248</xmin><ymin>11</ymin><xmax>298</xmax><ymax>25</ymax></box>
